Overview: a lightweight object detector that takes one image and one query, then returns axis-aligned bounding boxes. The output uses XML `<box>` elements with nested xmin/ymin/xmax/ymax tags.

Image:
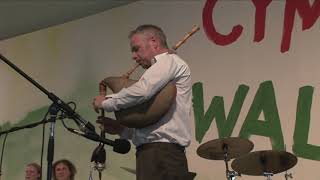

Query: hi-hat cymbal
<box><xmin>197</xmin><ymin>137</ymin><xmax>254</xmax><ymax>160</ymax></box>
<box><xmin>231</xmin><ymin>150</ymin><xmax>298</xmax><ymax>176</ymax></box>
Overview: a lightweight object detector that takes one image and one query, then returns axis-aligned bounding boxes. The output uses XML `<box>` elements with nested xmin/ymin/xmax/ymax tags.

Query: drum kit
<box><xmin>197</xmin><ymin>137</ymin><xmax>297</xmax><ymax>180</ymax></box>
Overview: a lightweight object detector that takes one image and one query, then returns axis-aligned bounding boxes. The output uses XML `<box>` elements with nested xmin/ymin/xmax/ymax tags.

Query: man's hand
<box><xmin>92</xmin><ymin>95</ymin><xmax>108</xmax><ymax>113</ymax></box>
<box><xmin>96</xmin><ymin>116</ymin><xmax>125</xmax><ymax>135</ymax></box>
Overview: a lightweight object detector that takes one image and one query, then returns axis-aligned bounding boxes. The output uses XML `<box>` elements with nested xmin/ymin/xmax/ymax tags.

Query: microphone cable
<box><xmin>0</xmin><ymin>132</ymin><xmax>8</xmax><ymax>179</ymax></box>
<box><xmin>0</xmin><ymin>108</ymin><xmax>50</xmax><ymax>180</ymax></box>
<box><xmin>40</xmin><ymin>117</ymin><xmax>46</xmax><ymax>180</ymax></box>
<box><xmin>40</xmin><ymin>106</ymin><xmax>53</xmax><ymax>180</ymax></box>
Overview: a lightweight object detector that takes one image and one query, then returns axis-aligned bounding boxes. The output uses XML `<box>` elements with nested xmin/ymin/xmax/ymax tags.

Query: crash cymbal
<box><xmin>231</xmin><ymin>150</ymin><xmax>298</xmax><ymax>176</ymax></box>
<box><xmin>197</xmin><ymin>137</ymin><xmax>254</xmax><ymax>160</ymax></box>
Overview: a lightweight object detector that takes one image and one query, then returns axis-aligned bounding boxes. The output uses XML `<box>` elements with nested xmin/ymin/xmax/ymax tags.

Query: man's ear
<box><xmin>149</xmin><ymin>36</ymin><xmax>159</xmax><ymax>49</ymax></box>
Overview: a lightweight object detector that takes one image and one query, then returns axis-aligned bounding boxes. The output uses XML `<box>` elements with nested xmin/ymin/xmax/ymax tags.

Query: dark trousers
<box><xmin>136</xmin><ymin>142</ymin><xmax>195</xmax><ymax>180</ymax></box>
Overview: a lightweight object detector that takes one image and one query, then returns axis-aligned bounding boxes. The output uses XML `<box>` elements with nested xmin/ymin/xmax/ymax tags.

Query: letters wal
<box><xmin>193</xmin><ymin>80</ymin><xmax>320</xmax><ymax>160</ymax></box>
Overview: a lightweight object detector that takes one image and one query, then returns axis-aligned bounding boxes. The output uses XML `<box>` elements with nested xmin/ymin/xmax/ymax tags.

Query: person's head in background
<box><xmin>53</xmin><ymin>159</ymin><xmax>77</xmax><ymax>180</ymax></box>
<box><xmin>25</xmin><ymin>162</ymin><xmax>41</xmax><ymax>180</ymax></box>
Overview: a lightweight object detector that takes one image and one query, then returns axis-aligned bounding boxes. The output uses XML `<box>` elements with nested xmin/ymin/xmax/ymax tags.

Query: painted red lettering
<box><xmin>203</xmin><ymin>0</ymin><xmax>320</xmax><ymax>53</ymax></box>
<box><xmin>252</xmin><ymin>0</ymin><xmax>272</xmax><ymax>42</ymax></box>
<box><xmin>202</xmin><ymin>0</ymin><xmax>243</xmax><ymax>45</ymax></box>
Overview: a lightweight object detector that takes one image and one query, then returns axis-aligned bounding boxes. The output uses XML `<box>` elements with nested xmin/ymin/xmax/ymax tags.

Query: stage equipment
<box><xmin>197</xmin><ymin>137</ymin><xmax>254</xmax><ymax>180</ymax></box>
<box><xmin>231</xmin><ymin>150</ymin><xmax>298</xmax><ymax>180</ymax></box>
<box><xmin>0</xmin><ymin>54</ymin><xmax>128</xmax><ymax>180</ymax></box>
<box><xmin>92</xmin><ymin>79</ymin><xmax>108</xmax><ymax>180</ymax></box>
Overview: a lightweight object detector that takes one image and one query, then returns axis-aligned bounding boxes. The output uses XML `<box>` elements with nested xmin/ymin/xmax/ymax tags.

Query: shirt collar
<box><xmin>152</xmin><ymin>52</ymin><xmax>169</xmax><ymax>65</ymax></box>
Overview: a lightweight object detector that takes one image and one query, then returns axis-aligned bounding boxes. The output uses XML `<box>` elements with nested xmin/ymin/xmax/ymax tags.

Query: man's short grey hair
<box><xmin>129</xmin><ymin>24</ymin><xmax>168</xmax><ymax>48</ymax></box>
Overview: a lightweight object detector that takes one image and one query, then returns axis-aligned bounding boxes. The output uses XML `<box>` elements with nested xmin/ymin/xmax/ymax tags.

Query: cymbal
<box><xmin>231</xmin><ymin>150</ymin><xmax>298</xmax><ymax>176</ymax></box>
<box><xmin>197</xmin><ymin>137</ymin><xmax>254</xmax><ymax>160</ymax></box>
<box><xmin>120</xmin><ymin>167</ymin><xmax>136</xmax><ymax>174</ymax></box>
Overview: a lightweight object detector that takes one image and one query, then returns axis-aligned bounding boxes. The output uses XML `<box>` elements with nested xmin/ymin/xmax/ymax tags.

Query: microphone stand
<box><xmin>0</xmin><ymin>54</ymin><xmax>95</xmax><ymax>180</ymax></box>
<box><xmin>0</xmin><ymin>111</ymin><xmax>65</xmax><ymax>136</ymax></box>
<box><xmin>0</xmin><ymin>104</ymin><xmax>65</xmax><ymax>180</ymax></box>
<box><xmin>0</xmin><ymin>54</ymin><xmax>95</xmax><ymax>132</ymax></box>
<box><xmin>46</xmin><ymin>103</ymin><xmax>59</xmax><ymax>180</ymax></box>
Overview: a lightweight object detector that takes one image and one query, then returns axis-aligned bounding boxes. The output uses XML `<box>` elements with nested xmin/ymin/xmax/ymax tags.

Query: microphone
<box><xmin>113</xmin><ymin>139</ymin><xmax>131</xmax><ymax>154</ymax></box>
<box><xmin>69</xmin><ymin>128</ymin><xmax>131</xmax><ymax>154</ymax></box>
<box><xmin>71</xmin><ymin>113</ymin><xmax>96</xmax><ymax>133</ymax></box>
<box><xmin>47</xmin><ymin>92</ymin><xmax>96</xmax><ymax>133</ymax></box>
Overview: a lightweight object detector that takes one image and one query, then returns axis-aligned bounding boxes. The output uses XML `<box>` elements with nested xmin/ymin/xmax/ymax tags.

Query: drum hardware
<box><xmin>197</xmin><ymin>137</ymin><xmax>254</xmax><ymax>180</ymax></box>
<box><xmin>284</xmin><ymin>170</ymin><xmax>293</xmax><ymax>180</ymax></box>
<box><xmin>197</xmin><ymin>137</ymin><xmax>254</xmax><ymax>160</ymax></box>
<box><xmin>222</xmin><ymin>144</ymin><xmax>241</xmax><ymax>180</ymax></box>
<box><xmin>283</xmin><ymin>145</ymin><xmax>293</xmax><ymax>180</ymax></box>
<box><xmin>231</xmin><ymin>150</ymin><xmax>298</xmax><ymax>180</ymax></box>
<box><xmin>226</xmin><ymin>171</ymin><xmax>240</xmax><ymax>180</ymax></box>
<box><xmin>263</xmin><ymin>172</ymin><xmax>273</xmax><ymax>180</ymax></box>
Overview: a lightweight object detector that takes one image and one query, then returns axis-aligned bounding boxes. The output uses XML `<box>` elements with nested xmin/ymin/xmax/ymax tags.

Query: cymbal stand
<box><xmin>284</xmin><ymin>171</ymin><xmax>293</xmax><ymax>180</ymax></box>
<box><xmin>283</xmin><ymin>145</ymin><xmax>293</xmax><ymax>180</ymax></box>
<box><xmin>223</xmin><ymin>144</ymin><xmax>240</xmax><ymax>180</ymax></box>
<box><xmin>263</xmin><ymin>172</ymin><xmax>273</xmax><ymax>180</ymax></box>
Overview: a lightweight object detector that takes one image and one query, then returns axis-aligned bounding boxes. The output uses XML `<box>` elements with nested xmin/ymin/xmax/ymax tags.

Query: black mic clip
<box><xmin>91</xmin><ymin>143</ymin><xmax>106</xmax><ymax>173</ymax></box>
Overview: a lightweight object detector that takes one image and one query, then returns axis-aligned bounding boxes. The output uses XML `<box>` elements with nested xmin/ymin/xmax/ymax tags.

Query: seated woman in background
<box><xmin>25</xmin><ymin>162</ymin><xmax>41</xmax><ymax>180</ymax></box>
<box><xmin>53</xmin><ymin>159</ymin><xmax>77</xmax><ymax>180</ymax></box>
